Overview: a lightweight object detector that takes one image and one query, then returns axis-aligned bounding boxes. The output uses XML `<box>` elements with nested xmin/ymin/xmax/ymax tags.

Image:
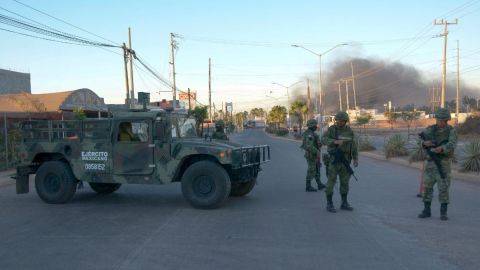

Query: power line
<box><xmin>12</xmin><ymin>0</ymin><xmax>120</xmax><ymax>46</ymax></box>
<box><xmin>0</xmin><ymin>25</ymin><xmax>90</xmax><ymax>45</ymax></box>
<box><xmin>0</xmin><ymin>13</ymin><xmax>119</xmax><ymax>47</ymax></box>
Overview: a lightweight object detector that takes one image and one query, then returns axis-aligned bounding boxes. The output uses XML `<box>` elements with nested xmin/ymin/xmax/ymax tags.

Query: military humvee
<box><xmin>15</xmin><ymin>108</ymin><xmax>270</xmax><ymax>209</ymax></box>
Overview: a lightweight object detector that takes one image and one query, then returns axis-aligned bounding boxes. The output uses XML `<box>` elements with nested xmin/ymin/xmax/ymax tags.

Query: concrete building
<box><xmin>0</xmin><ymin>69</ymin><xmax>31</xmax><ymax>94</ymax></box>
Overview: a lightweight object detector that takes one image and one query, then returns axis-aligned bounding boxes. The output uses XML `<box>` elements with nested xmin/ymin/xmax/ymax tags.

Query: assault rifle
<box><xmin>418</xmin><ymin>132</ymin><xmax>447</xmax><ymax>179</ymax></box>
<box><xmin>332</xmin><ymin>137</ymin><xmax>358</xmax><ymax>181</ymax></box>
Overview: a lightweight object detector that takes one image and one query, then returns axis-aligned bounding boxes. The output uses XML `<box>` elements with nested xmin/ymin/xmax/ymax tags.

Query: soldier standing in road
<box><xmin>301</xmin><ymin>119</ymin><xmax>326</xmax><ymax>192</ymax></box>
<box><xmin>418</xmin><ymin>108</ymin><xmax>457</xmax><ymax>221</ymax></box>
<box><xmin>321</xmin><ymin>112</ymin><xmax>358</xmax><ymax>213</ymax></box>
<box><xmin>212</xmin><ymin>120</ymin><xmax>229</xmax><ymax>140</ymax></box>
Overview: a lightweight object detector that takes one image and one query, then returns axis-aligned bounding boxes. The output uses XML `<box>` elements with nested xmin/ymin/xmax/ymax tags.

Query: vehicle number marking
<box><xmin>85</xmin><ymin>163</ymin><xmax>106</xmax><ymax>171</ymax></box>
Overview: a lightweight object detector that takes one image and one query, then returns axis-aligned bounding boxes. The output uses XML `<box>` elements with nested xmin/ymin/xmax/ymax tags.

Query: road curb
<box><xmin>264</xmin><ymin>131</ymin><xmax>301</xmax><ymax>143</ymax></box>
<box><xmin>359</xmin><ymin>151</ymin><xmax>480</xmax><ymax>183</ymax></box>
<box><xmin>0</xmin><ymin>169</ymin><xmax>16</xmax><ymax>188</ymax></box>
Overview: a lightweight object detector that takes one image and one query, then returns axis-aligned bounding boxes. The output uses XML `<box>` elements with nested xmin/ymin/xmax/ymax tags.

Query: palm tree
<box><xmin>290</xmin><ymin>100</ymin><xmax>309</xmax><ymax>132</ymax></box>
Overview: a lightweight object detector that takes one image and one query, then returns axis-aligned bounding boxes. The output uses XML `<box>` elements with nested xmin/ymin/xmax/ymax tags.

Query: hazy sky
<box><xmin>1</xmin><ymin>0</ymin><xmax>479</xmax><ymax>111</ymax></box>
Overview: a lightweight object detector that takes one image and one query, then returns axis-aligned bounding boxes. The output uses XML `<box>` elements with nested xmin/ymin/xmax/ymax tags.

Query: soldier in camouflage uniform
<box><xmin>301</xmin><ymin>119</ymin><xmax>326</xmax><ymax>192</ymax></box>
<box><xmin>418</xmin><ymin>108</ymin><xmax>457</xmax><ymax>221</ymax></box>
<box><xmin>212</xmin><ymin>120</ymin><xmax>229</xmax><ymax>140</ymax></box>
<box><xmin>321</xmin><ymin>112</ymin><xmax>358</xmax><ymax>213</ymax></box>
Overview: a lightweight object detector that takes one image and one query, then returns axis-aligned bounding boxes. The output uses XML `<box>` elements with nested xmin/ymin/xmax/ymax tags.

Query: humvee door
<box><xmin>113</xmin><ymin>120</ymin><xmax>154</xmax><ymax>175</ymax></box>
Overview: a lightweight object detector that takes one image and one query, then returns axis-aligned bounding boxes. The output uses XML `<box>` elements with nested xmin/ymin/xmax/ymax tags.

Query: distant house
<box><xmin>0</xmin><ymin>88</ymin><xmax>107</xmax><ymax>120</ymax></box>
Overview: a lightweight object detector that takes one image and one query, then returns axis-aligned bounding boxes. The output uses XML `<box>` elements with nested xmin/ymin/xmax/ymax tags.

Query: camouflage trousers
<box><xmin>325</xmin><ymin>161</ymin><xmax>351</xmax><ymax>195</ymax></box>
<box><xmin>305</xmin><ymin>158</ymin><xmax>320</xmax><ymax>182</ymax></box>
<box><xmin>423</xmin><ymin>159</ymin><xmax>451</xmax><ymax>204</ymax></box>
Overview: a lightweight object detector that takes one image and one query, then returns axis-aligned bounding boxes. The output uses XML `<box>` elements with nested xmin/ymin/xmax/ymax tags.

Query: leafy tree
<box><xmin>462</xmin><ymin>96</ymin><xmax>478</xmax><ymax>112</ymax></box>
<box><xmin>356</xmin><ymin>113</ymin><xmax>372</xmax><ymax>134</ymax></box>
<box><xmin>401</xmin><ymin>104</ymin><xmax>415</xmax><ymax>112</ymax></box>
<box><xmin>250</xmin><ymin>108</ymin><xmax>265</xmax><ymax>118</ymax></box>
<box><xmin>189</xmin><ymin>106</ymin><xmax>208</xmax><ymax>135</ymax></box>
<box><xmin>384</xmin><ymin>111</ymin><xmax>400</xmax><ymax>130</ymax></box>
<box><xmin>416</xmin><ymin>105</ymin><xmax>431</xmax><ymax>113</ymax></box>
<box><xmin>401</xmin><ymin>111</ymin><xmax>420</xmax><ymax>138</ymax></box>
<box><xmin>267</xmin><ymin>105</ymin><xmax>287</xmax><ymax>129</ymax></box>
<box><xmin>290</xmin><ymin>100</ymin><xmax>308</xmax><ymax>131</ymax></box>
<box><xmin>73</xmin><ymin>107</ymin><xmax>87</xmax><ymax>120</ymax></box>
<box><xmin>445</xmin><ymin>100</ymin><xmax>456</xmax><ymax>112</ymax></box>
<box><xmin>234</xmin><ymin>111</ymin><xmax>248</xmax><ymax>128</ymax></box>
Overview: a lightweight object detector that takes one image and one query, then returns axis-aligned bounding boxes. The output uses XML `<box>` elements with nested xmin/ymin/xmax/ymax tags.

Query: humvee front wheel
<box><xmin>230</xmin><ymin>179</ymin><xmax>256</xmax><ymax>197</ymax></box>
<box><xmin>35</xmin><ymin>161</ymin><xmax>77</xmax><ymax>204</ymax></box>
<box><xmin>181</xmin><ymin>161</ymin><xmax>231</xmax><ymax>209</ymax></box>
<box><xmin>89</xmin><ymin>183</ymin><xmax>122</xmax><ymax>194</ymax></box>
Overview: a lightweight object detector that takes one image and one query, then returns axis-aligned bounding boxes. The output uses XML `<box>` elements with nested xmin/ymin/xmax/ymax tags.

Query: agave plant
<box><xmin>460</xmin><ymin>139</ymin><xmax>480</xmax><ymax>173</ymax></box>
<box><xmin>408</xmin><ymin>143</ymin><xmax>426</xmax><ymax>163</ymax></box>
<box><xmin>358</xmin><ymin>136</ymin><xmax>376</xmax><ymax>152</ymax></box>
<box><xmin>384</xmin><ymin>134</ymin><xmax>408</xmax><ymax>159</ymax></box>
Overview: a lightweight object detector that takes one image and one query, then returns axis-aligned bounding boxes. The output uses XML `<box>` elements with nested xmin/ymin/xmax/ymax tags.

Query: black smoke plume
<box><xmin>292</xmin><ymin>57</ymin><xmax>479</xmax><ymax>112</ymax></box>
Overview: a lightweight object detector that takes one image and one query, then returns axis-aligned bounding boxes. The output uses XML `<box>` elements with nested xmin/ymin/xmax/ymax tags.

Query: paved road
<box><xmin>0</xmin><ymin>129</ymin><xmax>479</xmax><ymax>270</ymax></box>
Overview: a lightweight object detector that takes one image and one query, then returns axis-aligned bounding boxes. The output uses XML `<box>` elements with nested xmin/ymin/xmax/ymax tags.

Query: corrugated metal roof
<box><xmin>0</xmin><ymin>89</ymin><xmax>106</xmax><ymax>112</ymax></box>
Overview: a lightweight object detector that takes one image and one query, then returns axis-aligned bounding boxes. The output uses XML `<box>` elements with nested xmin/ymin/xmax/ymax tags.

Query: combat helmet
<box><xmin>306</xmin><ymin>119</ymin><xmax>318</xmax><ymax>128</ymax></box>
<box><xmin>335</xmin><ymin>111</ymin><xmax>349</xmax><ymax>121</ymax></box>
<box><xmin>435</xmin><ymin>108</ymin><xmax>451</xmax><ymax>120</ymax></box>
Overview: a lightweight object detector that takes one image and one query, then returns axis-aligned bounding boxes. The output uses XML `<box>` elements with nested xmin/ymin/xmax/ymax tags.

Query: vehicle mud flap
<box><xmin>15</xmin><ymin>173</ymin><xmax>29</xmax><ymax>194</ymax></box>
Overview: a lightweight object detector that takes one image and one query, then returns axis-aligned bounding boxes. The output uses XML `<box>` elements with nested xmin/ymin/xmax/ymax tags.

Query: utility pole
<box><xmin>307</xmin><ymin>79</ymin><xmax>311</xmax><ymax>118</ymax></box>
<box><xmin>434</xmin><ymin>19</ymin><xmax>458</xmax><ymax>108</ymax></box>
<box><xmin>337</xmin><ymin>81</ymin><xmax>342</xmax><ymax>111</ymax></box>
<box><xmin>430</xmin><ymin>86</ymin><xmax>435</xmax><ymax>114</ymax></box>
<box><xmin>318</xmin><ymin>55</ymin><xmax>322</xmax><ymax>116</ymax></box>
<box><xmin>188</xmin><ymin>88</ymin><xmax>192</xmax><ymax>111</ymax></box>
<box><xmin>350</xmin><ymin>62</ymin><xmax>357</xmax><ymax>110</ymax></box>
<box><xmin>170</xmin><ymin>33</ymin><xmax>177</xmax><ymax>108</ymax></box>
<box><xmin>122</xmin><ymin>43</ymin><xmax>130</xmax><ymax>106</ymax></box>
<box><xmin>345</xmin><ymin>79</ymin><xmax>350</xmax><ymax>111</ymax></box>
<box><xmin>208</xmin><ymin>58</ymin><xmax>212</xmax><ymax>121</ymax></box>
<box><xmin>3</xmin><ymin>113</ymin><xmax>8</xmax><ymax>169</ymax></box>
<box><xmin>456</xmin><ymin>40</ymin><xmax>460</xmax><ymax>124</ymax></box>
<box><xmin>128</xmin><ymin>27</ymin><xmax>135</xmax><ymax>107</ymax></box>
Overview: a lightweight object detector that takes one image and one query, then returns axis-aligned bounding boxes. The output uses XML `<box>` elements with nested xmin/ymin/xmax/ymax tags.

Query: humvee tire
<box><xmin>181</xmin><ymin>160</ymin><xmax>231</xmax><ymax>209</ymax></box>
<box><xmin>35</xmin><ymin>161</ymin><xmax>77</xmax><ymax>204</ymax></box>
<box><xmin>230</xmin><ymin>179</ymin><xmax>256</xmax><ymax>197</ymax></box>
<box><xmin>89</xmin><ymin>183</ymin><xmax>122</xmax><ymax>194</ymax></box>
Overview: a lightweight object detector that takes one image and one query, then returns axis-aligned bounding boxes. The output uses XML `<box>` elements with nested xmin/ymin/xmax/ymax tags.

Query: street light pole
<box><xmin>291</xmin><ymin>43</ymin><xmax>348</xmax><ymax>135</ymax></box>
<box><xmin>272</xmin><ymin>81</ymin><xmax>302</xmax><ymax>128</ymax></box>
<box><xmin>318</xmin><ymin>54</ymin><xmax>322</xmax><ymax>117</ymax></box>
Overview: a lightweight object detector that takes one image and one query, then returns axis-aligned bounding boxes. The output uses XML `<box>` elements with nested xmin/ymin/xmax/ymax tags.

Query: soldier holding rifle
<box><xmin>417</xmin><ymin>108</ymin><xmax>457</xmax><ymax>221</ymax></box>
<box><xmin>321</xmin><ymin>112</ymin><xmax>358</xmax><ymax>213</ymax></box>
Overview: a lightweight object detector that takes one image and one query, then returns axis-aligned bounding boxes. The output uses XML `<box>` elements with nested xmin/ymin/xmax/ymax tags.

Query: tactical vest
<box><xmin>327</xmin><ymin>126</ymin><xmax>354</xmax><ymax>159</ymax></box>
<box><xmin>425</xmin><ymin>124</ymin><xmax>453</xmax><ymax>158</ymax></box>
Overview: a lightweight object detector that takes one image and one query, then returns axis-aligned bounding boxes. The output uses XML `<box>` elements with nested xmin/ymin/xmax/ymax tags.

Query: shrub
<box><xmin>358</xmin><ymin>137</ymin><xmax>376</xmax><ymax>152</ymax></box>
<box><xmin>460</xmin><ymin>139</ymin><xmax>480</xmax><ymax>173</ymax></box>
<box><xmin>265</xmin><ymin>126</ymin><xmax>275</xmax><ymax>134</ymax></box>
<box><xmin>408</xmin><ymin>143</ymin><xmax>426</xmax><ymax>163</ymax></box>
<box><xmin>384</xmin><ymin>134</ymin><xmax>408</xmax><ymax>158</ymax></box>
<box><xmin>275</xmin><ymin>127</ymin><xmax>289</xmax><ymax>137</ymax></box>
<box><xmin>457</xmin><ymin>115</ymin><xmax>480</xmax><ymax>135</ymax></box>
<box><xmin>293</xmin><ymin>132</ymin><xmax>302</xmax><ymax>140</ymax></box>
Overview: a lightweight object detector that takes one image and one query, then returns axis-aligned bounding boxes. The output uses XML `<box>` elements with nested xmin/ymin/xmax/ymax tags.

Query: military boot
<box><xmin>340</xmin><ymin>194</ymin><xmax>354</xmax><ymax>211</ymax></box>
<box><xmin>316</xmin><ymin>179</ymin><xmax>325</xmax><ymax>190</ymax></box>
<box><xmin>326</xmin><ymin>194</ymin><xmax>336</xmax><ymax>213</ymax></box>
<box><xmin>418</xmin><ymin>202</ymin><xmax>431</xmax><ymax>218</ymax></box>
<box><xmin>440</xmin><ymin>203</ymin><xmax>448</xmax><ymax>221</ymax></box>
<box><xmin>305</xmin><ymin>180</ymin><xmax>317</xmax><ymax>192</ymax></box>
